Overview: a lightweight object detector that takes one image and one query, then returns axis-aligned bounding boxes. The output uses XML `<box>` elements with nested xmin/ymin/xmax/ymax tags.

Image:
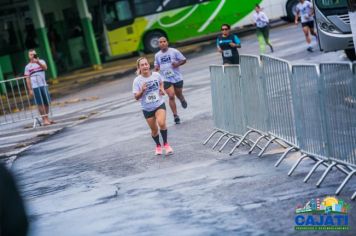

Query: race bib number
<box><xmin>223</xmin><ymin>49</ymin><xmax>233</xmax><ymax>57</ymax></box>
<box><xmin>145</xmin><ymin>91</ymin><xmax>159</xmax><ymax>103</ymax></box>
<box><xmin>257</xmin><ymin>21</ymin><xmax>265</xmax><ymax>28</ymax></box>
<box><xmin>163</xmin><ymin>69</ymin><xmax>175</xmax><ymax>79</ymax></box>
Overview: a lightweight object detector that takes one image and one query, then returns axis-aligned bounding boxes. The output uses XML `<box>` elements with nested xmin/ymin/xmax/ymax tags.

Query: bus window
<box><xmin>315</xmin><ymin>0</ymin><xmax>347</xmax><ymax>9</ymax></box>
<box><xmin>116</xmin><ymin>1</ymin><xmax>133</xmax><ymax>21</ymax></box>
<box><xmin>134</xmin><ymin>0</ymin><xmax>162</xmax><ymax>16</ymax></box>
<box><xmin>103</xmin><ymin>0</ymin><xmax>134</xmax><ymax>30</ymax></box>
<box><xmin>163</xmin><ymin>0</ymin><xmax>208</xmax><ymax>11</ymax></box>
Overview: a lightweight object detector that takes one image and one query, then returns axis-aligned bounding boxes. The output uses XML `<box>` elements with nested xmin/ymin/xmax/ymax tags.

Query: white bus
<box><xmin>313</xmin><ymin>0</ymin><xmax>355</xmax><ymax>60</ymax></box>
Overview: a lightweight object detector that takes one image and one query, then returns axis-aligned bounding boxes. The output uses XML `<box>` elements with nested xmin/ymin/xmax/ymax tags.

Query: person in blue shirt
<box><xmin>216</xmin><ymin>24</ymin><xmax>241</xmax><ymax>65</ymax></box>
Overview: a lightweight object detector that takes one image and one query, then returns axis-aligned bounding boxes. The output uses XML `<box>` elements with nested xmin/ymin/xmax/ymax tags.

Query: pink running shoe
<box><xmin>155</xmin><ymin>145</ymin><xmax>162</xmax><ymax>155</ymax></box>
<box><xmin>164</xmin><ymin>143</ymin><xmax>174</xmax><ymax>155</ymax></box>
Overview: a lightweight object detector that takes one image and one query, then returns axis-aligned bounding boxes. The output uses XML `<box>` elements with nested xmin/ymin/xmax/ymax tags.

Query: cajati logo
<box><xmin>294</xmin><ymin>196</ymin><xmax>350</xmax><ymax>231</ymax></box>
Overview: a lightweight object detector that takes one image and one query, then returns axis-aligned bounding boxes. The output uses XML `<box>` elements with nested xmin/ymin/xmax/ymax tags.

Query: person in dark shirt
<box><xmin>0</xmin><ymin>163</ymin><xmax>29</xmax><ymax>236</ymax></box>
<box><xmin>216</xmin><ymin>24</ymin><xmax>241</xmax><ymax>65</ymax></box>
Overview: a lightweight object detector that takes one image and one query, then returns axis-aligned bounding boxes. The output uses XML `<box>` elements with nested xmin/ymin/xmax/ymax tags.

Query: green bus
<box><xmin>100</xmin><ymin>0</ymin><xmax>295</xmax><ymax>56</ymax></box>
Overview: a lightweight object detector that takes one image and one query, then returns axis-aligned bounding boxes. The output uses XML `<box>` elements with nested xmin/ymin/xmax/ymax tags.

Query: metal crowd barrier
<box><xmin>228</xmin><ymin>55</ymin><xmax>270</xmax><ymax>155</ymax></box>
<box><xmin>259</xmin><ymin>55</ymin><xmax>298</xmax><ymax>156</ymax></box>
<box><xmin>0</xmin><ymin>75</ymin><xmax>53</xmax><ymax>128</ymax></box>
<box><xmin>204</xmin><ymin>55</ymin><xmax>356</xmax><ymax>200</ymax></box>
<box><xmin>316</xmin><ymin>63</ymin><xmax>356</xmax><ymax>195</ymax></box>
<box><xmin>203</xmin><ymin>65</ymin><xmax>250</xmax><ymax>151</ymax></box>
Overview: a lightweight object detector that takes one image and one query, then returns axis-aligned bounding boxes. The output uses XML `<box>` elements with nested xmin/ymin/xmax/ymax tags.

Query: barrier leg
<box><xmin>316</xmin><ymin>162</ymin><xmax>337</xmax><ymax>188</ymax></box>
<box><xmin>351</xmin><ymin>191</ymin><xmax>356</xmax><ymax>201</ymax></box>
<box><xmin>258</xmin><ymin>137</ymin><xmax>276</xmax><ymax>157</ymax></box>
<box><xmin>212</xmin><ymin>132</ymin><xmax>228</xmax><ymax>150</ymax></box>
<box><xmin>248</xmin><ymin>134</ymin><xmax>268</xmax><ymax>154</ymax></box>
<box><xmin>303</xmin><ymin>159</ymin><xmax>325</xmax><ymax>183</ymax></box>
<box><xmin>275</xmin><ymin>147</ymin><xmax>297</xmax><ymax>167</ymax></box>
<box><xmin>288</xmin><ymin>154</ymin><xmax>309</xmax><ymax>176</ymax></box>
<box><xmin>231</xmin><ymin>130</ymin><xmax>253</xmax><ymax>152</ymax></box>
<box><xmin>203</xmin><ymin>129</ymin><xmax>221</xmax><ymax>145</ymax></box>
<box><xmin>33</xmin><ymin>117</ymin><xmax>42</xmax><ymax>128</ymax></box>
<box><xmin>335</xmin><ymin>170</ymin><xmax>356</xmax><ymax>195</ymax></box>
<box><xmin>229</xmin><ymin>131</ymin><xmax>252</xmax><ymax>156</ymax></box>
<box><xmin>219</xmin><ymin>135</ymin><xmax>234</xmax><ymax>152</ymax></box>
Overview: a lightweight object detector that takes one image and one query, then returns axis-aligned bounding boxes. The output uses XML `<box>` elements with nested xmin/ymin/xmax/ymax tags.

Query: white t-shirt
<box><xmin>296</xmin><ymin>1</ymin><xmax>314</xmax><ymax>23</ymax></box>
<box><xmin>154</xmin><ymin>48</ymin><xmax>186</xmax><ymax>83</ymax></box>
<box><xmin>132</xmin><ymin>72</ymin><xmax>164</xmax><ymax>112</ymax></box>
<box><xmin>24</xmin><ymin>59</ymin><xmax>47</xmax><ymax>88</ymax></box>
<box><xmin>253</xmin><ymin>11</ymin><xmax>269</xmax><ymax>28</ymax></box>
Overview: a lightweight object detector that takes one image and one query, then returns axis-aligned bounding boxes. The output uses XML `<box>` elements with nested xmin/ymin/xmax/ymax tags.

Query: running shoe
<box><xmin>307</xmin><ymin>47</ymin><xmax>314</xmax><ymax>52</ymax></box>
<box><xmin>181</xmin><ymin>99</ymin><xmax>188</xmax><ymax>109</ymax></box>
<box><xmin>155</xmin><ymin>145</ymin><xmax>162</xmax><ymax>155</ymax></box>
<box><xmin>270</xmin><ymin>46</ymin><xmax>274</xmax><ymax>53</ymax></box>
<box><xmin>174</xmin><ymin>115</ymin><xmax>181</xmax><ymax>124</ymax></box>
<box><xmin>164</xmin><ymin>143</ymin><xmax>174</xmax><ymax>155</ymax></box>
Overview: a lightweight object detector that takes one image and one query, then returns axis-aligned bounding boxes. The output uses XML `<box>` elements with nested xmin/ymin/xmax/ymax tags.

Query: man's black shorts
<box><xmin>142</xmin><ymin>103</ymin><xmax>166</xmax><ymax>119</ymax></box>
<box><xmin>222</xmin><ymin>55</ymin><xmax>240</xmax><ymax>65</ymax></box>
<box><xmin>302</xmin><ymin>21</ymin><xmax>314</xmax><ymax>29</ymax></box>
<box><xmin>163</xmin><ymin>80</ymin><xmax>184</xmax><ymax>90</ymax></box>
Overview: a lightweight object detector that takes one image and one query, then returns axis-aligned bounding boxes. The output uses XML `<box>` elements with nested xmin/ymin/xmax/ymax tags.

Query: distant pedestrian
<box><xmin>295</xmin><ymin>0</ymin><xmax>318</xmax><ymax>52</ymax></box>
<box><xmin>253</xmin><ymin>4</ymin><xmax>274</xmax><ymax>54</ymax></box>
<box><xmin>154</xmin><ymin>37</ymin><xmax>187</xmax><ymax>125</ymax></box>
<box><xmin>133</xmin><ymin>57</ymin><xmax>174</xmax><ymax>156</ymax></box>
<box><xmin>216</xmin><ymin>24</ymin><xmax>241</xmax><ymax>65</ymax></box>
<box><xmin>0</xmin><ymin>163</ymin><xmax>29</xmax><ymax>236</ymax></box>
<box><xmin>24</xmin><ymin>49</ymin><xmax>54</xmax><ymax>126</ymax></box>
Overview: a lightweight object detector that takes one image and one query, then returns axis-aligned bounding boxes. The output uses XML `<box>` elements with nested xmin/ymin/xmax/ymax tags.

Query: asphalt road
<box><xmin>5</xmin><ymin>23</ymin><xmax>356</xmax><ymax>236</ymax></box>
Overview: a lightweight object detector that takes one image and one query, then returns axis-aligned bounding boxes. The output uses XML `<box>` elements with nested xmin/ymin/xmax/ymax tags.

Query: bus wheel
<box><xmin>345</xmin><ymin>49</ymin><xmax>356</xmax><ymax>61</ymax></box>
<box><xmin>286</xmin><ymin>0</ymin><xmax>299</xmax><ymax>22</ymax></box>
<box><xmin>144</xmin><ymin>31</ymin><xmax>165</xmax><ymax>53</ymax></box>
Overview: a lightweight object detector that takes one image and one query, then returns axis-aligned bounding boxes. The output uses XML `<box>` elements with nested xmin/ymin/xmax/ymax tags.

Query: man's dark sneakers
<box><xmin>181</xmin><ymin>100</ymin><xmax>188</xmax><ymax>109</ymax></box>
<box><xmin>174</xmin><ymin>115</ymin><xmax>181</xmax><ymax>124</ymax></box>
<box><xmin>307</xmin><ymin>47</ymin><xmax>314</xmax><ymax>52</ymax></box>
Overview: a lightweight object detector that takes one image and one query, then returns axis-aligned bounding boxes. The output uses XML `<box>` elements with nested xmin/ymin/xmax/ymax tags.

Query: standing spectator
<box><xmin>295</xmin><ymin>0</ymin><xmax>318</xmax><ymax>52</ymax></box>
<box><xmin>253</xmin><ymin>4</ymin><xmax>274</xmax><ymax>54</ymax></box>
<box><xmin>24</xmin><ymin>49</ymin><xmax>54</xmax><ymax>126</ymax></box>
<box><xmin>216</xmin><ymin>24</ymin><xmax>241</xmax><ymax>65</ymax></box>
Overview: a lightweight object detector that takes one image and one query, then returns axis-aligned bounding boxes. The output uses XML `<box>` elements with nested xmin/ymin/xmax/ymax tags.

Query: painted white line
<box><xmin>198</xmin><ymin>0</ymin><xmax>226</xmax><ymax>33</ymax></box>
<box><xmin>158</xmin><ymin>5</ymin><xmax>199</xmax><ymax>28</ymax></box>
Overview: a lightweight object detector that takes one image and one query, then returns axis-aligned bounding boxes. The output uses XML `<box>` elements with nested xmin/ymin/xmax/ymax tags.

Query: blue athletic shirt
<box><xmin>216</xmin><ymin>34</ymin><xmax>241</xmax><ymax>58</ymax></box>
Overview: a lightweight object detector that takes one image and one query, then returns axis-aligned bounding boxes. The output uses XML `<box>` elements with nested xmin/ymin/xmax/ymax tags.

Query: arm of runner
<box><xmin>262</xmin><ymin>12</ymin><xmax>269</xmax><ymax>24</ymax></box>
<box><xmin>172</xmin><ymin>60</ymin><xmax>186</xmax><ymax>68</ymax></box>
<box><xmin>172</xmin><ymin>49</ymin><xmax>187</xmax><ymax>68</ymax></box>
<box><xmin>134</xmin><ymin>83</ymin><xmax>147</xmax><ymax>100</ymax></box>
<box><xmin>308</xmin><ymin>1</ymin><xmax>315</xmax><ymax>17</ymax></box>
<box><xmin>295</xmin><ymin>8</ymin><xmax>300</xmax><ymax>24</ymax></box>
<box><xmin>133</xmin><ymin>80</ymin><xmax>146</xmax><ymax>100</ymax></box>
<box><xmin>159</xmin><ymin>81</ymin><xmax>165</xmax><ymax>96</ymax></box>
<box><xmin>154</xmin><ymin>55</ymin><xmax>160</xmax><ymax>72</ymax></box>
<box><xmin>216</xmin><ymin>38</ymin><xmax>222</xmax><ymax>53</ymax></box>
<box><xmin>230</xmin><ymin>35</ymin><xmax>241</xmax><ymax>48</ymax></box>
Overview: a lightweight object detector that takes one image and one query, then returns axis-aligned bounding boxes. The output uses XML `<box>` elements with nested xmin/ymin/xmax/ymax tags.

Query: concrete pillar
<box><xmin>0</xmin><ymin>66</ymin><xmax>6</xmax><ymax>95</ymax></box>
<box><xmin>28</xmin><ymin>0</ymin><xmax>57</xmax><ymax>80</ymax></box>
<box><xmin>76</xmin><ymin>0</ymin><xmax>102</xmax><ymax>70</ymax></box>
